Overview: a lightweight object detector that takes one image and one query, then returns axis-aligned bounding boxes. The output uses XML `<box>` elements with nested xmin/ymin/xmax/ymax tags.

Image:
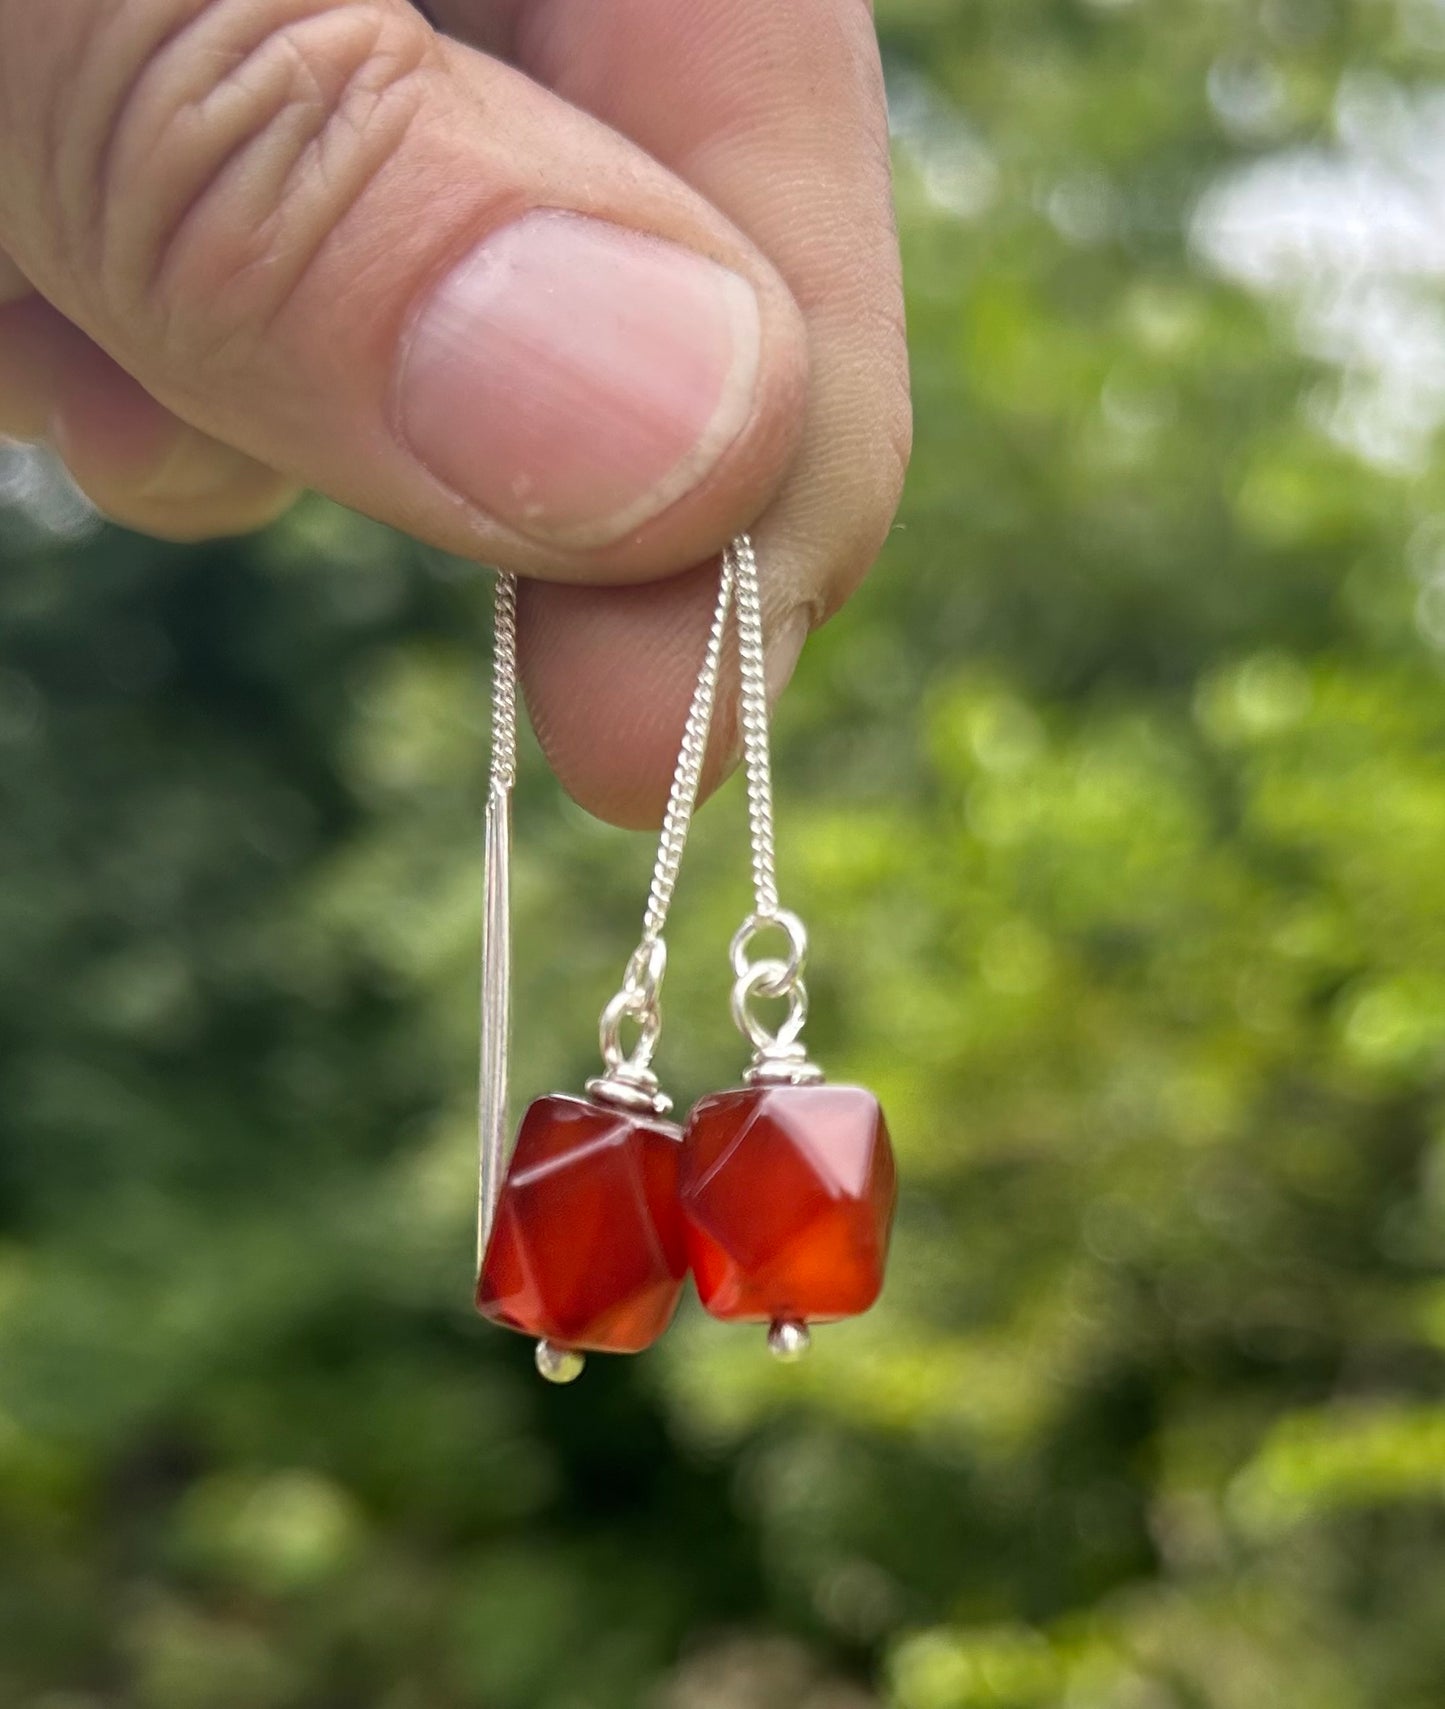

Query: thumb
<box><xmin>0</xmin><ymin>0</ymin><xmax>807</xmax><ymax>580</ymax></box>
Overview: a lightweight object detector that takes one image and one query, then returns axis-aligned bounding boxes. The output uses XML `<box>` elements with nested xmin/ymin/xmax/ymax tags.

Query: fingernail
<box><xmin>397</xmin><ymin>211</ymin><xmax>762</xmax><ymax>549</ymax></box>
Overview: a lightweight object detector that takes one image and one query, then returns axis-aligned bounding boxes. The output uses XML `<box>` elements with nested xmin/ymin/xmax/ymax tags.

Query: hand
<box><xmin>0</xmin><ymin>0</ymin><xmax>909</xmax><ymax>824</ymax></box>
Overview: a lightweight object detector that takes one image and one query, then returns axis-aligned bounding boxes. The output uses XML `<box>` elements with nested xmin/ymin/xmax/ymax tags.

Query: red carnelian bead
<box><xmin>476</xmin><ymin>1093</ymin><xmax>687</xmax><ymax>1354</ymax></box>
<box><xmin>680</xmin><ymin>1084</ymin><xmax>896</xmax><ymax>1323</ymax></box>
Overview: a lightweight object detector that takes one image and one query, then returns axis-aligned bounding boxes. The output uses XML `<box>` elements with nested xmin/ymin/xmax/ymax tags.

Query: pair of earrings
<box><xmin>473</xmin><ymin>537</ymin><xmax>896</xmax><ymax>1383</ymax></box>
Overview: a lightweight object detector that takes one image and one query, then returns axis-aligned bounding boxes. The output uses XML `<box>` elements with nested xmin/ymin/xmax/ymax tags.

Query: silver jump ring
<box><xmin>749</xmin><ymin>960</ymin><xmax>794</xmax><ymax>1001</ymax></box>
<box><xmin>730</xmin><ymin>909</ymin><xmax>808</xmax><ymax>990</ymax></box>
<box><xmin>600</xmin><ymin>988</ymin><xmax>661</xmax><ymax>1074</ymax></box>
<box><xmin>731</xmin><ymin>959</ymin><xmax>809</xmax><ymax>1054</ymax></box>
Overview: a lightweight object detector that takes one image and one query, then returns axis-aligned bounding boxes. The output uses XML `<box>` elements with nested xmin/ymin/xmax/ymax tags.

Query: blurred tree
<box><xmin>4</xmin><ymin>2</ymin><xmax>1445</xmax><ymax>1706</ymax></box>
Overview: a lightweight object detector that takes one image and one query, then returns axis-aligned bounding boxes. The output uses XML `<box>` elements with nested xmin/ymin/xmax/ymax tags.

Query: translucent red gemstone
<box><xmin>476</xmin><ymin>1093</ymin><xmax>687</xmax><ymax>1353</ymax></box>
<box><xmin>680</xmin><ymin>1083</ymin><xmax>896</xmax><ymax>1323</ymax></box>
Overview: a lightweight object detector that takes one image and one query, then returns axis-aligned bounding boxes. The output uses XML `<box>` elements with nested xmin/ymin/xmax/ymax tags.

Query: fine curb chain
<box><xmin>593</xmin><ymin>552</ymin><xmax>736</xmax><ymax>1087</ymax></box>
<box><xmin>640</xmin><ymin>556</ymin><xmax>736</xmax><ymax>947</ymax></box>
<box><xmin>488</xmin><ymin>572</ymin><xmax>519</xmax><ymax>798</ymax></box>
<box><xmin>730</xmin><ymin>535</ymin><xmax>780</xmax><ymax>920</ymax></box>
<box><xmin>725</xmin><ymin>538</ymin><xmax>818</xmax><ymax>1081</ymax></box>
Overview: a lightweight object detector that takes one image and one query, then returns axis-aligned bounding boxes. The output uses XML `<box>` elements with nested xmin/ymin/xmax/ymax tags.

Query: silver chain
<box><xmin>488</xmin><ymin>572</ymin><xmax>519</xmax><ymax>797</ymax></box>
<box><xmin>731</xmin><ymin>535</ymin><xmax>780</xmax><ymax>918</ymax></box>
<box><xmin>725</xmin><ymin>538</ymin><xmax>821</xmax><ymax>1082</ymax></box>
<box><xmin>588</xmin><ymin>554</ymin><xmax>736</xmax><ymax>1106</ymax></box>
<box><xmin>641</xmin><ymin>557</ymin><xmax>735</xmax><ymax>944</ymax></box>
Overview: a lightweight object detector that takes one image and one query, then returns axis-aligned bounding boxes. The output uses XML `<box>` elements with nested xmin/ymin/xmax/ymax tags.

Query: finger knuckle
<box><xmin>70</xmin><ymin>0</ymin><xmax>430</xmax><ymax>372</ymax></box>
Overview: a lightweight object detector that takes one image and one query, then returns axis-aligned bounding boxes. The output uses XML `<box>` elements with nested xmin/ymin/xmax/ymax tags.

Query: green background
<box><xmin>5</xmin><ymin>1</ymin><xmax>1445</xmax><ymax>1703</ymax></box>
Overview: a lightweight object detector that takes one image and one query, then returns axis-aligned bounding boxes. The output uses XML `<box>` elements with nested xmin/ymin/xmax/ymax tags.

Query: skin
<box><xmin>0</xmin><ymin>0</ymin><xmax>910</xmax><ymax>827</ymax></box>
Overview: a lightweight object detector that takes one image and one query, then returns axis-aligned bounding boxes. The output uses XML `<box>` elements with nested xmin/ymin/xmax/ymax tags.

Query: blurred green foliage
<box><xmin>5</xmin><ymin>1</ymin><xmax>1445</xmax><ymax>1704</ymax></box>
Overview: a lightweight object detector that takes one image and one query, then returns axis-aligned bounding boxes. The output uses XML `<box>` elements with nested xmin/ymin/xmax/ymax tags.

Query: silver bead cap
<box><xmin>585</xmin><ymin>1065</ymin><xmax>674</xmax><ymax>1118</ymax></box>
<box><xmin>744</xmin><ymin>1043</ymin><xmax>826</xmax><ymax>1087</ymax></box>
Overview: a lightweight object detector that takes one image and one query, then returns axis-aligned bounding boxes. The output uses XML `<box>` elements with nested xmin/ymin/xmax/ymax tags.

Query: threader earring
<box><xmin>473</xmin><ymin>557</ymin><xmax>737</xmax><ymax>1383</ymax></box>
<box><xmin>473</xmin><ymin>536</ymin><xmax>896</xmax><ymax>1382</ymax></box>
<box><xmin>678</xmin><ymin>537</ymin><xmax>897</xmax><ymax>1362</ymax></box>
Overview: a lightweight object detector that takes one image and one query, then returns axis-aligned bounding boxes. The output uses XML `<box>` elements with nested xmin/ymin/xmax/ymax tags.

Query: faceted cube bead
<box><xmin>476</xmin><ymin>1094</ymin><xmax>687</xmax><ymax>1354</ymax></box>
<box><xmin>680</xmin><ymin>1083</ymin><xmax>896</xmax><ymax>1323</ymax></box>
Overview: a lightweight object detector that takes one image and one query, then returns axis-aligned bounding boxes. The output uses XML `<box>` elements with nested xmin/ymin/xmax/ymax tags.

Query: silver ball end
<box><xmin>535</xmin><ymin>1340</ymin><xmax>586</xmax><ymax>1384</ymax></box>
<box><xmin>767</xmin><ymin>1319</ymin><xmax>812</xmax><ymax>1363</ymax></box>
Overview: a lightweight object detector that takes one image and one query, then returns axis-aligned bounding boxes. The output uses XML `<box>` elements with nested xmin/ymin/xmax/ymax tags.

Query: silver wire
<box><xmin>477</xmin><ymin>571</ymin><xmax>518</xmax><ymax>1268</ymax></box>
